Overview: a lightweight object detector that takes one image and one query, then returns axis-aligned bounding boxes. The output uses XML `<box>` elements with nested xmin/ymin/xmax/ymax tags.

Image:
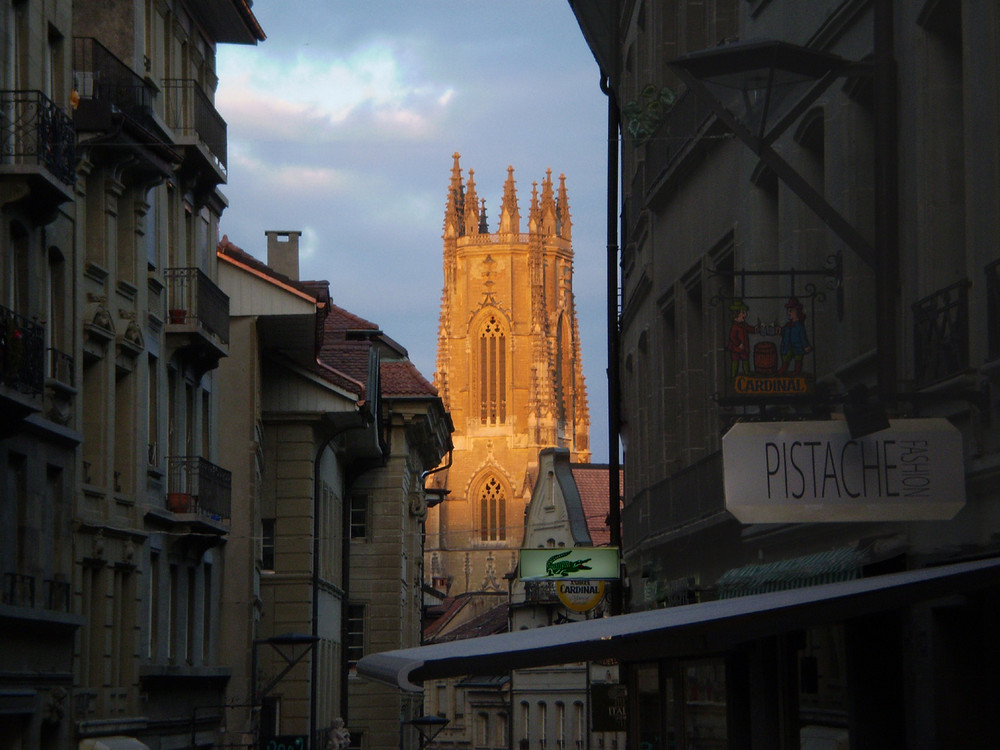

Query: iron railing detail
<box><xmin>162</xmin><ymin>78</ymin><xmax>227</xmax><ymax>173</ymax></box>
<box><xmin>164</xmin><ymin>267</ymin><xmax>230</xmax><ymax>345</ymax></box>
<box><xmin>47</xmin><ymin>347</ymin><xmax>74</xmax><ymax>388</ymax></box>
<box><xmin>986</xmin><ymin>259</ymin><xmax>1000</xmax><ymax>362</ymax></box>
<box><xmin>73</xmin><ymin>37</ymin><xmax>156</xmax><ymax>130</ymax></box>
<box><xmin>0</xmin><ymin>90</ymin><xmax>76</xmax><ymax>184</ymax></box>
<box><xmin>912</xmin><ymin>280</ymin><xmax>970</xmax><ymax>386</ymax></box>
<box><xmin>167</xmin><ymin>455</ymin><xmax>231</xmax><ymax>521</ymax></box>
<box><xmin>2</xmin><ymin>572</ymin><xmax>35</xmax><ymax>608</ymax></box>
<box><xmin>1</xmin><ymin>304</ymin><xmax>45</xmax><ymax>395</ymax></box>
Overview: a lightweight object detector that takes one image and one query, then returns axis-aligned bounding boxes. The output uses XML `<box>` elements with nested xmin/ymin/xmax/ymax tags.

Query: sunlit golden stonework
<box><xmin>425</xmin><ymin>153</ymin><xmax>590</xmax><ymax>598</ymax></box>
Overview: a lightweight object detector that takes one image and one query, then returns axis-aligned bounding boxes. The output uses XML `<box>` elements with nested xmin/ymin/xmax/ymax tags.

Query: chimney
<box><xmin>265</xmin><ymin>230</ymin><xmax>301</xmax><ymax>280</ymax></box>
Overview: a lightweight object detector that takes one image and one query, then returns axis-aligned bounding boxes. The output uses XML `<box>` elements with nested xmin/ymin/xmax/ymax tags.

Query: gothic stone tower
<box><xmin>426</xmin><ymin>153</ymin><xmax>590</xmax><ymax>598</ymax></box>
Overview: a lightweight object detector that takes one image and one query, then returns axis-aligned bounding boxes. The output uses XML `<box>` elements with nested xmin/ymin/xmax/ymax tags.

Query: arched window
<box><xmin>479</xmin><ymin>314</ymin><xmax>507</xmax><ymax>424</ymax></box>
<box><xmin>479</xmin><ymin>475</ymin><xmax>507</xmax><ymax>542</ymax></box>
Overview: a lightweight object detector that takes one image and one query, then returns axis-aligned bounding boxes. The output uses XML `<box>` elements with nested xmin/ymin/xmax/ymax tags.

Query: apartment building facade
<box><xmin>570</xmin><ymin>0</ymin><xmax>1000</xmax><ymax>746</ymax></box>
<box><xmin>1</xmin><ymin>1</ymin><xmax>264</xmax><ymax>748</ymax></box>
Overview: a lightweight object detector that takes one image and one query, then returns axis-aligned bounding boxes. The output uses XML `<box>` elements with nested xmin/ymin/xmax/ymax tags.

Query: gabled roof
<box><xmin>427</xmin><ymin>601</ymin><xmax>509</xmax><ymax>644</ymax></box>
<box><xmin>571</xmin><ymin>464</ymin><xmax>623</xmax><ymax>547</ymax></box>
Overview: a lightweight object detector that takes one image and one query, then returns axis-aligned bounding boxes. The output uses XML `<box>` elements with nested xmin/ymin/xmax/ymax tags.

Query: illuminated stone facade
<box><xmin>426</xmin><ymin>154</ymin><xmax>590</xmax><ymax>598</ymax></box>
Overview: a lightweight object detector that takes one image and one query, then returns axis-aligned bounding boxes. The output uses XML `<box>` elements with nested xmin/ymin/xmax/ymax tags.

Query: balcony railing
<box><xmin>1</xmin><ymin>303</ymin><xmax>44</xmax><ymax>395</ymax></box>
<box><xmin>622</xmin><ymin>452</ymin><xmax>725</xmax><ymax>547</ymax></box>
<box><xmin>0</xmin><ymin>90</ymin><xmax>76</xmax><ymax>185</ymax></box>
<box><xmin>73</xmin><ymin>37</ymin><xmax>156</xmax><ymax>131</ymax></box>
<box><xmin>167</xmin><ymin>455</ymin><xmax>231</xmax><ymax>521</ymax></box>
<box><xmin>2</xmin><ymin>572</ymin><xmax>35</xmax><ymax>607</ymax></box>
<box><xmin>912</xmin><ymin>280</ymin><xmax>970</xmax><ymax>387</ymax></box>
<box><xmin>987</xmin><ymin>259</ymin><xmax>1000</xmax><ymax>362</ymax></box>
<box><xmin>48</xmin><ymin>347</ymin><xmax>74</xmax><ymax>388</ymax></box>
<box><xmin>164</xmin><ymin>267</ymin><xmax>230</xmax><ymax>345</ymax></box>
<box><xmin>162</xmin><ymin>79</ymin><xmax>228</xmax><ymax>173</ymax></box>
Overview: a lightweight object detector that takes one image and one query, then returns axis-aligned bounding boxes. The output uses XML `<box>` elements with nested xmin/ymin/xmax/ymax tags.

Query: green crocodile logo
<box><xmin>545</xmin><ymin>550</ymin><xmax>592</xmax><ymax>577</ymax></box>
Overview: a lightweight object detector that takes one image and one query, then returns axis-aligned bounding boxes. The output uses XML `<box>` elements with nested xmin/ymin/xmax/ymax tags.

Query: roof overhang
<box><xmin>358</xmin><ymin>557</ymin><xmax>1000</xmax><ymax>691</ymax></box>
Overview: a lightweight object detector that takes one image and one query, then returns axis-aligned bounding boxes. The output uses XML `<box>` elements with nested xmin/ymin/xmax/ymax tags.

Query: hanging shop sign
<box><xmin>519</xmin><ymin>547</ymin><xmax>620</xmax><ymax>581</ymax></box>
<box><xmin>722</xmin><ymin>418</ymin><xmax>965</xmax><ymax>522</ymax></box>
<box><xmin>556</xmin><ymin>580</ymin><xmax>606</xmax><ymax>612</ymax></box>
<box><xmin>724</xmin><ymin>294</ymin><xmax>816</xmax><ymax>398</ymax></box>
<box><xmin>591</xmin><ymin>683</ymin><xmax>628</xmax><ymax>732</ymax></box>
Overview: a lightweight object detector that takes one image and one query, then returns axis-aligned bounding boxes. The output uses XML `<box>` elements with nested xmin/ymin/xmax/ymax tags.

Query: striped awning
<box><xmin>715</xmin><ymin>547</ymin><xmax>866</xmax><ymax>599</ymax></box>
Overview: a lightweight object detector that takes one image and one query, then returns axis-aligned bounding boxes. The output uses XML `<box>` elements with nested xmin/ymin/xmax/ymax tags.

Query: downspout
<box><xmin>601</xmin><ymin>73</ymin><xmax>624</xmax><ymax>616</ymax></box>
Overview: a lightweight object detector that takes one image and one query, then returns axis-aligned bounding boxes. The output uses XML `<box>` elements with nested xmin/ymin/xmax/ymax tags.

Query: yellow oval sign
<box><xmin>557</xmin><ymin>580</ymin><xmax>606</xmax><ymax>612</ymax></box>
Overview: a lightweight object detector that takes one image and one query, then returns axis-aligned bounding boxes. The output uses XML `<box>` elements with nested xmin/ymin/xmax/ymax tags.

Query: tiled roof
<box><xmin>571</xmin><ymin>464</ymin><xmax>623</xmax><ymax>547</ymax></box>
<box><xmin>428</xmin><ymin>601</ymin><xmax>509</xmax><ymax>643</ymax></box>
<box><xmin>217</xmin><ymin>235</ymin><xmax>322</xmax><ymax>299</ymax></box>
<box><xmin>382</xmin><ymin>360</ymin><xmax>438</xmax><ymax>398</ymax></box>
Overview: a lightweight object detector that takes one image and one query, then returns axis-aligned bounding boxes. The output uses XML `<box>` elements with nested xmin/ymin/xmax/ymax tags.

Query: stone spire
<box><xmin>444</xmin><ymin>152</ymin><xmax>465</xmax><ymax>239</ymax></box>
<box><xmin>464</xmin><ymin>169</ymin><xmax>481</xmax><ymax>237</ymax></box>
<box><xmin>540</xmin><ymin>168</ymin><xmax>557</xmax><ymax>236</ymax></box>
<box><xmin>557</xmin><ymin>173</ymin><xmax>572</xmax><ymax>241</ymax></box>
<box><xmin>498</xmin><ymin>165</ymin><xmax>520</xmax><ymax>235</ymax></box>
<box><xmin>528</xmin><ymin>181</ymin><xmax>540</xmax><ymax>234</ymax></box>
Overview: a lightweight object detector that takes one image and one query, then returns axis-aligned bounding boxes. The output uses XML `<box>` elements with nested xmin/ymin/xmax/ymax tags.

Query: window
<box><xmin>479</xmin><ymin>314</ymin><xmax>507</xmax><ymax>424</ymax></box>
<box><xmin>479</xmin><ymin>476</ymin><xmax>507</xmax><ymax>542</ymax></box>
<box><xmin>148</xmin><ymin>552</ymin><xmax>160</xmax><ymax>658</ymax></box>
<box><xmin>349</xmin><ymin>494</ymin><xmax>368</xmax><ymax>539</ymax></box>
<box><xmin>346</xmin><ymin>604</ymin><xmax>365</xmax><ymax>670</ymax></box>
<box><xmin>261</xmin><ymin>519</ymin><xmax>275</xmax><ymax>571</ymax></box>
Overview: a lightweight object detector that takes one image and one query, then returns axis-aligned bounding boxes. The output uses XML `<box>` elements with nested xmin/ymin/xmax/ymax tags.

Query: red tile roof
<box><xmin>571</xmin><ymin>464</ymin><xmax>623</xmax><ymax>547</ymax></box>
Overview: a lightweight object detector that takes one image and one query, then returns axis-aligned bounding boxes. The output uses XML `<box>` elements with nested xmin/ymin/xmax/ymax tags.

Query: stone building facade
<box><xmin>570</xmin><ymin>0</ymin><xmax>1000</xmax><ymax>746</ymax></box>
<box><xmin>1</xmin><ymin>2</ymin><xmax>264</xmax><ymax>748</ymax></box>
<box><xmin>426</xmin><ymin>155</ymin><xmax>590</xmax><ymax>601</ymax></box>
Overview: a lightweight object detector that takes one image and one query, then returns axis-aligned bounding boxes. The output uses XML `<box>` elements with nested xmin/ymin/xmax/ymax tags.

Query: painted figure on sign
<box><xmin>726</xmin><ymin>300</ymin><xmax>757</xmax><ymax>377</ymax></box>
<box><xmin>777</xmin><ymin>296</ymin><xmax>811</xmax><ymax>376</ymax></box>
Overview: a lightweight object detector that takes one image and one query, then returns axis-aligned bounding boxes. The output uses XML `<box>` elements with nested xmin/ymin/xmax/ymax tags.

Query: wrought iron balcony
<box><xmin>912</xmin><ymin>280</ymin><xmax>970</xmax><ymax>387</ymax></box>
<box><xmin>622</xmin><ymin>452</ymin><xmax>725</xmax><ymax>548</ymax></box>
<box><xmin>167</xmin><ymin>455</ymin><xmax>231</xmax><ymax>521</ymax></box>
<box><xmin>0</xmin><ymin>89</ymin><xmax>76</xmax><ymax>186</ymax></box>
<box><xmin>73</xmin><ymin>37</ymin><xmax>157</xmax><ymax>129</ymax></box>
<box><xmin>2</xmin><ymin>572</ymin><xmax>35</xmax><ymax>608</ymax></box>
<box><xmin>162</xmin><ymin>78</ymin><xmax>228</xmax><ymax>179</ymax></box>
<box><xmin>987</xmin><ymin>259</ymin><xmax>1000</xmax><ymax>362</ymax></box>
<box><xmin>1</xmin><ymin>303</ymin><xmax>44</xmax><ymax>405</ymax></box>
<box><xmin>164</xmin><ymin>267</ymin><xmax>230</xmax><ymax>370</ymax></box>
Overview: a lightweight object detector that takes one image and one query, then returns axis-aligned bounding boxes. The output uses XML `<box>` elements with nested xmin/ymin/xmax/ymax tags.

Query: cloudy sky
<box><xmin>215</xmin><ymin>1</ymin><xmax>612</xmax><ymax>460</ymax></box>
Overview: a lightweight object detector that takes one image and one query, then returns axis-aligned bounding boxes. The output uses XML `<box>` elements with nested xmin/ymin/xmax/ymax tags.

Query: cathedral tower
<box><xmin>427</xmin><ymin>154</ymin><xmax>590</xmax><ymax>598</ymax></box>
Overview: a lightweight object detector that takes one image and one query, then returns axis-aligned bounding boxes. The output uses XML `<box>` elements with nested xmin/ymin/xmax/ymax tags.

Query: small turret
<box><xmin>444</xmin><ymin>152</ymin><xmax>465</xmax><ymax>238</ymax></box>
<box><xmin>557</xmin><ymin>173</ymin><xmax>572</xmax><ymax>241</ymax></box>
<box><xmin>464</xmin><ymin>169</ymin><xmax>481</xmax><ymax>236</ymax></box>
<box><xmin>498</xmin><ymin>165</ymin><xmax>520</xmax><ymax>235</ymax></box>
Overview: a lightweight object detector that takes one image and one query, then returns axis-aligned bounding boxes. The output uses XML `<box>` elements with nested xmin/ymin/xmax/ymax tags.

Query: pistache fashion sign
<box><xmin>519</xmin><ymin>548</ymin><xmax>620</xmax><ymax>581</ymax></box>
<box><xmin>722</xmin><ymin>419</ymin><xmax>965</xmax><ymax>523</ymax></box>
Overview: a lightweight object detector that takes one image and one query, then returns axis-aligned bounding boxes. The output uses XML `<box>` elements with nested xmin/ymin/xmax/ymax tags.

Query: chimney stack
<box><xmin>266</xmin><ymin>230</ymin><xmax>301</xmax><ymax>280</ymax></box>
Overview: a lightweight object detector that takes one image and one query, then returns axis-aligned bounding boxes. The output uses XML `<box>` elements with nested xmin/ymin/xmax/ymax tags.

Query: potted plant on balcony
<box><xmin>168</xmin><ymin>308</ymin><xmax>187</xmax><ymax>325</ymax></box>
<box><xmin>167</xmin><ymin>491</ymin><xmax>192</xmax><ymax>513</ymax></box>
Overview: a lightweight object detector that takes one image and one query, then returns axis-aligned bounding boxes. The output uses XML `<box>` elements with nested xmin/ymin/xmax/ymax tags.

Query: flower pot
<box><xmin>167</xmin><ymin>492</ymin><xmax>192</xmax><ymax>513</ymax></box>
<box><xmin>168</xmin><ymin>309</ymin><xmax>187</xmax><ymax>325</ymax></box>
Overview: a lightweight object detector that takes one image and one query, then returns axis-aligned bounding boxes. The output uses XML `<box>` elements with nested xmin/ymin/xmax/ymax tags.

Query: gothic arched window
<box><xmin>479</xmin><ymin>475</ymin><xmax>507</xmax><ymax>542</ymax></box>
<box><xmin>479</xmin><ymin>314</ymin><xmax>507</xmax><ymax>424</ymax></box>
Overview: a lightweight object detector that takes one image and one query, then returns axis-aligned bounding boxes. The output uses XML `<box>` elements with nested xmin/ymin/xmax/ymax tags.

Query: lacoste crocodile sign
<box><xmin>519</xmin><ymin>547</ymin><xmax>620</xmax><ymax>581</ymax></box>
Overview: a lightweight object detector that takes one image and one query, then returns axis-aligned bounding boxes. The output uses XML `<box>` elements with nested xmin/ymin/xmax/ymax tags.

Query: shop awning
<box><xmin>358</xmin><ymin>557</ymin><xmax>1000</xmax><ymax>691</ymax></box>
<box><xmin>79</xmin><ymin>737</ymin><xmax>150</xmax><ymax>750</ymax></box>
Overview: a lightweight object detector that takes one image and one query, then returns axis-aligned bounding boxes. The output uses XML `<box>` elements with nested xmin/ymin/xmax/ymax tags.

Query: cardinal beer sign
<box><xmin>725</xmin><ymin>295</ymin><xmax>815</xmax><ymax>398</ymax></box>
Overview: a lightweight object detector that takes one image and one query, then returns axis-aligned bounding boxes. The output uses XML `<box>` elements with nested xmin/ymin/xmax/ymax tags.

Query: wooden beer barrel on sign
<box><xmin>753</xmin><ymin>341</ymin><xmax>778</xmax><ymax>374</ymax></box>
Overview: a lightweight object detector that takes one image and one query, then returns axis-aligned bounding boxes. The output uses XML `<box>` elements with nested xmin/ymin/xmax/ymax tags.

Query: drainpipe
<box><xmin>601</xmin><ymin>73</ymin><xmax>623</xmax><ymax>616</ymax></box>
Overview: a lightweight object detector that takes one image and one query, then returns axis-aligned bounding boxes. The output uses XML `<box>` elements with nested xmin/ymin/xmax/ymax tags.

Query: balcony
<box><xmin>622</xmin><ymin>452</ymin><xmax>726</xmax><ymax>551</ymax></box>
<box><xmin>163</xmin><ymin>79</ymin><xmax>228</xmax><ymax>188</ymax></box>
<box><xmin>0</xmin><ymin>572</ymin><xmax>70</xmax><ymax>612</ymax></box>
<box><xmin>167</xmin><ymin>456</ymin><xmax>231</xmax><ymax>522</ymax></box>
<box><xmin>72</xmin><ymin>37</ymin><xmax>177</xmax><ymax>177</ymax></box>
<box><xmin>0</xmin><ymin>90</ymin><xmax>76</xmax><ymax>210</ymax></box>
<box><xmin>987</xmin><ymin>259</ymin><xmax>1000</xmax><ymax>362</ymax></box>
<box><xmin>0</xmin><ymin>303</ymin><xmax>44</xmax><ymax>429</ymax></box>
<box><xmin>912</xmin><ymin>280</ymin><xmax>970</xmax><ymax>387</ymax></box>
<box><xmin>165</xmin><ymin>267</ymin><xmax>229</xmax><ymax>372</ymax></box>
